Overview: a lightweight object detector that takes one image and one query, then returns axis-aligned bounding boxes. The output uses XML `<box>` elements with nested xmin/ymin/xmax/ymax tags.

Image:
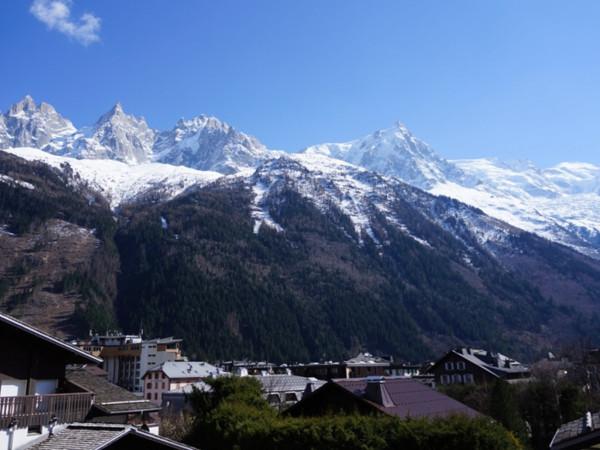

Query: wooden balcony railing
<box><xmin>0</xmin><ymin>392</ymin><xmax>93</xmax><ymax>429</ymax></box>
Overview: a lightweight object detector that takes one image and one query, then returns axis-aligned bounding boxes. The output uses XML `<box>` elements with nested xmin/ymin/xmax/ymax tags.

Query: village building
<box><xmin>0</xmin><ymin>312</ymin><xmax>101</xmax><ymax>449</ymax></box>
<box><xmin>286</xmin><ymin>376</ymin><xmax>479</xmax><ymax>419</ymax></box>
<box><xmin>161</xmin><ymin>381</ymin><xmax>212</xmax><ymax>416</ymax></box>
<box><xmin>65</xmin><ymin>366</ymin><xmax>161</xmax><ymax>433</ymax></box>
<box><xmin>291</xmin><ymin>352</ymin><xmax>391</xmax><ymax>380</ymax></box>
<box><xmin>426</xmin><ymin>347</ymin><xmax>531</xmax><ymax>386</ymax></box>
<box><xmin>252</xmin><ymin>374</ymin><xmax>326</xmax><ymax>410</ymax></box>
<box><xmin>218</xmin><ymin>360</ymin><xmax>284</xmax><ymax>376</ymax></box>
<box><xmin>550</xmin><ymin>411</ymin><xmax>600</xmax><ymax>449</ymax></box>
<box><xmin>76</xmin><ymin>334</ymin><xmax>183</xmax><ymax>394</ymax></box>
<box><xmin>27</xmin><ymin>423</ymin><xmax>197</xmax><ymax>450</ymax></box>
<box><xmin>143</xmin><ymin>361</ymin><xmax>224</xmax><ymax>404</ymax></box>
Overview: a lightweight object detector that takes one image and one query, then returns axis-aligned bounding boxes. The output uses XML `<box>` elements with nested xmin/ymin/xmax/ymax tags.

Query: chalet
<box><xmin>426</xmin><ymin>347</ymin><xmax>531</xmax><ymax>386</ymax></box>
<box><xmin>0</xmin><ymin>312</ymin><xmax>101</xmax><ymax>449</ymax></box>
<box><xmin>143</xmin><ymin>361</ymin><xmax>224</xmax><ymax>404</ymax></box>
<box><xmin>27</xmin><ymin>423</ymin><xmax>197</xmax><ymax>450</ymax></box>
<box><xmin>550</xmin><ymin>411</ymin><xmax>600</xmax><ymax>449</ymax></box>
<box><xmin>291</xmin><ymin>352</ymin><xmax>390</xmax><ymax>380</ymax></box>
<box><xmin>286</xmin><ymin>376</ymin><xmax>479</xmax><ymax>419</ymax></box>
<box><xmin>65</xmin><ymin>366</ymin><xmax>161</xmax><ymax>432</ymax></box>
<box><xmin>252</xmin><ymin>374</ymin><xmax>325</xmax><ymax>409</ymax></box>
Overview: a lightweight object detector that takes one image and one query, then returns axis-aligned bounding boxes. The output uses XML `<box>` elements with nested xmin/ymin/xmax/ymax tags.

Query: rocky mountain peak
<box><xmin>154</xmin><ymin>114</ymin><xmax>270</xmax><ymax>174</ymax></box>
<box><xmin>1</xmin><ymin>95</ymin><xmax>76</xmax><ymax>150</ymax></box>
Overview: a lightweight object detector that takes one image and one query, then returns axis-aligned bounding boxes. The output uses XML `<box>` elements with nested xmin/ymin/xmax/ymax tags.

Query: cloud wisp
<box><xmin>30</xmin><ymin>0</ymin><xmax>101</xmax><ymax>45</ymax></box>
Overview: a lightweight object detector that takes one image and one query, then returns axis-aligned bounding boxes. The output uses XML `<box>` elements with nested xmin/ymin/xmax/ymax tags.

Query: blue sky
<box><xmin>1</xmin><ymin>1</ymin><xmax>600</xmax><ymax>166</ymax></box>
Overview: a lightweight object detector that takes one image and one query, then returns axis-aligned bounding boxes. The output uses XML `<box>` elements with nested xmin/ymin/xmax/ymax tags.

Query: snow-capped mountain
<box><xmin>0</xmin><ymin>96</ymin><xmax>272</xmax><ymax>171</ymax></box>
<box><xmin>65</xmin><ymin>102</ymin><xmax>157</xmax><ymax>164</ymax></box>
<box><xmin>0</xmin><ymin>95</ymin><xmax>77</xmax><ymax>150</ymax></box>
<box><xmin>431</xmin><ymin>158</ymin><xmax>600</xmax><ymax>257</ymax></box>
<box><xmin>243</xmin><ymin>152</ymin><xmax>519</xmax><ymax>259</ymax></box>
<box><xmin>154</xmin><ymin>115</ymin><xmax>272</xmax><ymax>174</ymax></box>
<box><xmin>301</xmin><ymin>123</ymin><xmax>600</xmax><ymax>258</ymax></box>
<box><xmin>2</xmin><ymin>95</ymin><xmax>600</xmax><ymax>258</ymax></box>
<box><xmin>303</xmin><ymin>122</ymin><xmax>474</xmax><ymax>189</ymax></box>
<box><xmin>3</xmin><ymin>147</ymin><xmax>221</xmax><ymax>208</ymax></box>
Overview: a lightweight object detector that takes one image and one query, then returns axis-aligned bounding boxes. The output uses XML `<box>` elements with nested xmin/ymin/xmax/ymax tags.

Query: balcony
<box><xmin>0</xmin><ymin>392</ymin><xmax>93</xmax><ymax>429</ymax></box>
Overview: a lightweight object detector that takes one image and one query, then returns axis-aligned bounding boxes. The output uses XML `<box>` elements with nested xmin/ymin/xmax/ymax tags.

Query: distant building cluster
<box><xmin>10</xmin><ymin>309</ymin><xmax>600</xmax><ymax>450</ymax></box>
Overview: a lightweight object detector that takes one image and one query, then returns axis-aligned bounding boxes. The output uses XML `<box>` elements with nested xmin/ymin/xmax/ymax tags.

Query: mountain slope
<box><xmin>302</xmin><ymin>124</ymin><xmax>600</xmax><ymax>258</ymax></box>
<box><xmin>114</xmin><ymin>154</ymin><xmax>600</xmax><ymax>361</ymax></box>
<box><xmin>1</xmin><ymin>148</ymin><xmax>600</xmax><ymax>361</ymax></box>
<box><xmin>0</xmin><ymin>151</ymin><xmax>119</xmax><ymax>336</ymax></box>
<box><xmin>3</xmin><ymin>147</ymin><xmax>222</xmax><ymax>208</ymax></box>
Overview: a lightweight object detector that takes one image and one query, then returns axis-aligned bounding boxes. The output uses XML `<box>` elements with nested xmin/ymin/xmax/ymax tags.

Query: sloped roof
<box><xmin>550</xmin><ymin>411</ymin><xmax>600</xmax><ymax>449</ymax></box>
<box><xmin>66</xmin><ymin>367</ymin><xmax>160</xmax><ymax>415</ymax></box>
<box><xmin>253</xmin><ymin>374</ymin><xmax>326</xmax><ymax>393</ymax></box>
<box><xmin>146</xmin><ymin>361</ymin><xmax>221</xmax><ymax>379</ymax></box>
<box><xmin>28</xmin><ymin>423</ymin><xmax>198</xmax><ymax>450</ymax></box>
<box><xmin>344</xmin><ymin>352</ymin><xmax>390</xmax><ymax>367</ymax></box>
<box><xmin>450</xmin><ymin>348</ymin><xmax>530</xmax><ymax>377</ymax></box>
<box><xmin>0</xmin><ymin>312</ymin><xmax>101</xmax><ymax>364</ymax></box>
<box><xmin>334</xmin><ymin>377</ymin><xmax>480</xmax><ymax>419</ymax></box>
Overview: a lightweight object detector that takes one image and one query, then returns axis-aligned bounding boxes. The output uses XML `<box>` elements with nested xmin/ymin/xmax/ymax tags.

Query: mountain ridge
<box><xmin>1</xmin><ymin>95</ymin><xmax>600</xmax><ymax>259</ymax></box>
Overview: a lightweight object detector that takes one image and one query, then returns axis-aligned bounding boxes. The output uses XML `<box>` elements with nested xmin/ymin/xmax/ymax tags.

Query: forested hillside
<box><xmin>1</xmin><ymin>152</ymin><xmax>599</xmax><ymax>362</ymax></box>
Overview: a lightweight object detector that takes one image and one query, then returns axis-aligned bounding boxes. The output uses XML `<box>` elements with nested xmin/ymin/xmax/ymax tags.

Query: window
<box><xmin>456</xmin><ymin>361</ymin><xmax>466</xmax><ymax>371</ymax></box>
<box><xmin>284</xmin><ymin>393</ymin><xmax>298</xmax><ymax>402</ymax></box>
<box><xmin>440</xmin><ymin>374</ymin><xmax>450</xmax><ymax>385</ymax></box>
<box><xmin>154</xmin><ymin>393</ymin><xmax>158</xmax><ymax>400</ymax></box>
<box><xmin>146</xmin><ymin>382</ymin><xmax>152</xmax><ymax>389</ymax></box>
<box><xmin>28</xmin><ymin>425</ymin><xmax>42</xmax><ymax>435</ymax></box>
<box><xmin>463</xmin><ymin>373</ymin><xmax>474</xmax><ymax>384</ymax></box>
<box><xmin>146</xmin><ymin>393</ymin><xmax>151</xmax><ymax>399</ymax></box>
<box><xmin>444</xmin><ymin>362</ymin><xmax>454</xmax><ymax>371</ymax></box>
<box><xmin>162</xmin><ymin>382</ymin><xmax>165</xmax><ymax>389</ymax></box>
<box><xmin>266</xmin><ymin>394</ymin><xmax>280</xmax><ymax>404</ymax></box>
<box><xmin>155</xmin><ymin>382</ymin><xmax>159</xmax><ymax>389</ymax></box>
<box><xmin>452</xmin><ymin>374</ymin><xmax>462</xmax><ymax>384</ymax></box>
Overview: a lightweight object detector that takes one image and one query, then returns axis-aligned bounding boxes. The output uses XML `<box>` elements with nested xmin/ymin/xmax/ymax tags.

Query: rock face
<box><xmin>2</xmin><ymin>95</ymin><xmax>600</xmax><ymax>260</ymax></box>
<box><xmin>67</xmin><ymin>103</ymin><xmax>156</xmax><ymax>164</ymax></box>
<box><xmin>0</xmin><ymin>95</ymin><xmax>76</xmax><ymax>150</ymax></box>
<box><xmin>153</xmin><ymin>115</ymin><xmax>271</xmax><ymax>173</ymax></box>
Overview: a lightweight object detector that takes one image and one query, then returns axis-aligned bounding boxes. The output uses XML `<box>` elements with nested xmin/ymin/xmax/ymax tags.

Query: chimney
<box><xmin>585</xmin><ymin>412</ymin><xmax>593</xmax><ymax>432</ymax></box>
<box><xmin>364</xmin><ymin>376</ymin><xmax>394</xmax><ymax>408</ymax></box>
<box><xmin>303</xmin><ymin>382</ymin><xmax>314</xmax><ymax>398</ymax></box>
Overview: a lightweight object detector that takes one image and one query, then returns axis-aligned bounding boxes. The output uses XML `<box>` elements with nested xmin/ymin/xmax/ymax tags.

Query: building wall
<box><xmin>430</xmin><ymin>354</ymin><xmax>495</xmax><ymax>386</ymax></box>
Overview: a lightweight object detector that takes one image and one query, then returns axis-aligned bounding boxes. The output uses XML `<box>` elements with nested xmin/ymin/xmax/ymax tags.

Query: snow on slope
<box><xmin>434</xmin><ymin>158</ymin><xmax>600</xmax><ymax>257</ymax></box>
<box><xmin>303</xmin><ymin>122</ymin><xmax>473</xmax><ymax>189</ymax></box>
<box><xmin>302</xmin><ymin>122</ymin><xmax>600</xmax><ymax>258</ymax></box>
<box><xmin>2</xmin><ymin>147</ymin><xmax>222</xmax><ymax>208</ymax></box>
<box><xmin>248</xmin><ymin>152</ymin><xmax>437</xmax><ymax>246</ymax></box>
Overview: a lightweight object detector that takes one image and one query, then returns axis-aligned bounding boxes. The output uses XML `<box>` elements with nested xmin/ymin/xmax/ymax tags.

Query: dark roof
<box><xmin>550</xmin><ymin>411</ymin><xmax>600</xmax><ymax>449</ymax></box>
<box><xmin>436</xmin><ymin>348</ymin><xmax>530</xmax><ymax>378</ymax></box>
<box><xmin>334</xmin><ymin>377</ymin><xmax>480</xmax><ymax>419</ymax></box>
<box><xmin>66</xmin><ymin>367</ymin><xmax>160</xmax><ymax>415</ymax></box>
<box><xmin>0</xmin><ymin>312</ymin><xmax>102</xmax><ymax>364</ymax></box>
<box><xmin>28</xmin><ymin>423</ymin><xmax>198</xmax><ymax>450</ymax></box>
